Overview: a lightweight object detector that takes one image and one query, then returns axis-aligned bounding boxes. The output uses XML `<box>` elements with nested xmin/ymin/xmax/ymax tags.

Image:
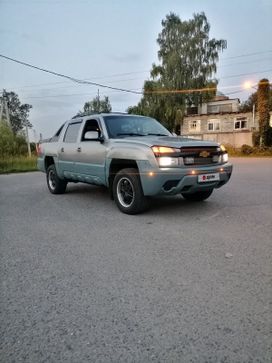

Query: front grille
<box><xmin>188</xmin><ymin>157</ymin><xmax>215</xmax><ymax>165</ymax></box>
<box><xmin>181</xmin><ymin>146</ymin><xmax>220</xmax><ymax>166</ymax></box>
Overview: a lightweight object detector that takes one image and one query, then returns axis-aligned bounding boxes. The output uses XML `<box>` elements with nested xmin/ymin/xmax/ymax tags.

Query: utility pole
<box><xmin>252</xmin><ymin>103</ymin><xmax>255</xmax><ymax>128</ymax></box>
<box><xmin>25</xmin><ymin>124</ymin><xmax>31</xmax><ymax>157</ymax></box>
<box><xmin>0</xmin><ymin>89</ymin><xmax>11</xmax><ymax>127</ymax></box>
<box><xmin>97</xmin><ymin>89</ymin><xmax>100</xmax><ymax>112</ymax></box>
<box><xmin>33</xmin><ymin>129</ymin><xmax>39</xmax><ymax>153</ymax></box>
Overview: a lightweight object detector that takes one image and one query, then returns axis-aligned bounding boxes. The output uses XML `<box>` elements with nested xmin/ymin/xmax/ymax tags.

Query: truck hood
<box><xmin>113</xmin><ymin>136</ymin><xmax>220</xmax><ymax>148</ymax></box>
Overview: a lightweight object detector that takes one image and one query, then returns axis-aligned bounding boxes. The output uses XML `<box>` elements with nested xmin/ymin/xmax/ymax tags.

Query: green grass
<box><xmin>0</xmin><ymin>156</ymin><xmax>38</xmax><ymax>174</ymax></box>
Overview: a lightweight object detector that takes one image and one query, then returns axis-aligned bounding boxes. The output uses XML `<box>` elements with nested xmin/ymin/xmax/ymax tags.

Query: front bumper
<box><xmin>138</xmin><ymin>161</ymin><xmax>233</xmax><ymax>196</ymax></box>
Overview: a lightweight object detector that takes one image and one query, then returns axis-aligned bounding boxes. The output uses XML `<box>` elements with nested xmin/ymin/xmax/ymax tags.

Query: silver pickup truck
<box><xmin>38</xmin><ymin>113</ymin><xmax>232</xmax><ymax>214</ymax></box>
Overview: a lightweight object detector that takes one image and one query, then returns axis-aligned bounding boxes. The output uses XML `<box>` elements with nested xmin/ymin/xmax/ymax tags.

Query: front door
<box><xmin>74</xmin><ymin>118</ymin><xmax>107</xmax><ymax>185</ymax></box>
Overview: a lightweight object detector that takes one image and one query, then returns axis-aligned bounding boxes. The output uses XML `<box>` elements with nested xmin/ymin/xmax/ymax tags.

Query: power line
<box><xmin>23</xmin><ymin>92</ymin><xmax>99</xmax><ymax>99</ymax></box>
<box><xmin>0</xmin><ymin>54</ymin><xmax>142</xmax><ymax>95</ymax></box>
<box><xmin>225</xmin><ymin>89</ymin><xmax>244</xmax><ymax>96</ymax></box>
<box><xmin>10</xmin><ymin>65</ymin><xmax>272</xmax><ymax>95</ymax></box>
<box><xmin>21</xmin><ymin>83</ymin><xmax>243</xmax><ymax>99</ymax></box>
<box><xmin>220</xmin><ymin>69</ymin><xmax>272</xmax><ymax>79</ymax></box>
<box><xmin>1</xmin><ymin>53</ymin><xmax>271</xmax><ymax>98</ymax></box>
<box><xmin>4</xmin><ymin>75</ymin><xmax>148</xmax><ymax>90</ymax></box>
<box><xmin>219</xmin><ymin>56</ymin><xmax>272</xmax><ymax>68</ymax></box>
<box><xmin>221</xmin><ymin>50</ymin><xmax>272</xmax><ymax>60</ymax></box>
<box><xmin>22</xmin><ymin>90</ymin><xmax>126</xmax><ymax>99</ymax></box>
<box><xmin>2</xmin><ymin>51</ymin><xmax>271</xmax><ymax>92</ymax></box>
<box><xmin>21</xmin><ymin>79</ymin><xmax>272</xmax><ymax>99</ymax></box>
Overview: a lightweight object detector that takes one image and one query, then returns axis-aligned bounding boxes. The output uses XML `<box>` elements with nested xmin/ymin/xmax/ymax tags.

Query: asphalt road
<box><xmin>0</xmin><ymin>158</ymin><xmax>271</xmax><ymax>363</ymax></box>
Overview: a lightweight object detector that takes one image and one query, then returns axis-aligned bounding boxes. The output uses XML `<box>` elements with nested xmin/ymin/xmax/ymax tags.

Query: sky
<box><xmin>0</xmin><ymin>0</ymin><xmax>272</xmax><ymax>140</ymax></box>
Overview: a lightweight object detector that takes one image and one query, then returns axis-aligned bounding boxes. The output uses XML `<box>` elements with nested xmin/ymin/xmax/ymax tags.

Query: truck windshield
<box><xmin>103</xmin><ymin>115</ymin><xmax>171</xmax><ymax>139</ymax></box>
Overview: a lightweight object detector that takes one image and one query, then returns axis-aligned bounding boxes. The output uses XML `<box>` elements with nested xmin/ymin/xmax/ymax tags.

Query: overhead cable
<box><xmin>1</xmin><ymin>53</ymin><xmax>271</xmax><ymax>97</ymax></box>
<box><xmin>0</xmin><ymin>54</ymin><xmax>142</xmax><ymax>95</ymax></box>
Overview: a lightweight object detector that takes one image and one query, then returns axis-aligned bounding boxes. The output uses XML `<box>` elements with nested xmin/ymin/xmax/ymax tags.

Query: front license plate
<box><xmin>198</xmin><ymin>173</ymin><xmax>220</xmax><ymax>183</ymax></box>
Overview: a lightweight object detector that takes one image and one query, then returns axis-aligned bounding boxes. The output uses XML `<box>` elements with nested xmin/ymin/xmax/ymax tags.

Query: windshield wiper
<box><xmin>146</xmin><ymin>133</ymin><xmax>169</xmax><ymax>136</ymax></box>
<box><xmin>117</xmin><ymin>133</ymin><xmax>145</xmax><ymax>137</ymax></box>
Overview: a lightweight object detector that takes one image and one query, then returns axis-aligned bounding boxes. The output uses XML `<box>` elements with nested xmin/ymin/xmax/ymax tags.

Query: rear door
<box><xmin>74</xmin><ymin>118</ymin><xmax>107</xmax><ymax>185</ymax></box>
<box><xmin>58</xmin><ymin>121</ymin><xmax>83</xmax><ymax>179</ymax></box>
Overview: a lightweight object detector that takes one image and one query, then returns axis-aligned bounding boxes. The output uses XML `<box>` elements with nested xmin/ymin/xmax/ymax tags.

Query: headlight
<box><xmin>151</xmin><ymin>146</ymin><xmax>180</xmax><ymax>167</ymax></box>
<box><xmin>158</xmin><ymin>157</ymin><xmax>179</xmax><ymax>167</ymax></box>
<box><xmin>221</xmin><ymin>153</ymin><xmax>229</xmax><ymax>163</ymax></box>
<box><xmin>218</xmin><ymin>144</ymin><xmax>228</xmax><ymax>163</ymax></box>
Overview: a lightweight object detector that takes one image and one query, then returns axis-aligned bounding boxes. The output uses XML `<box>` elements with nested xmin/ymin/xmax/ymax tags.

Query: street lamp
<box><xmin>243</xmin><ymin>81</ymin><xmax>257</xmax><ymax>90</ymax></box>
<box><xmin>243</xmin><ymin>81</ymin><xmax>253</xmax><ymax>90</ymax></box>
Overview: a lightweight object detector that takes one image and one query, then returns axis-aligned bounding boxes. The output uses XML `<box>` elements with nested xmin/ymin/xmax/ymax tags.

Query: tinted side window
<box><xmin>81</xmin><ymin>119</ymin><xmax>101</xmax><ymax>141</ymax></box>
<box><xmin>51</xmin><ymin>123</ymin><xmax>65</xmax><ymax>142</ymax></box>
<box><xmin>63</xmin><ymin>123</ymin><xmax>81</xmax><ymax>143</ymax></box>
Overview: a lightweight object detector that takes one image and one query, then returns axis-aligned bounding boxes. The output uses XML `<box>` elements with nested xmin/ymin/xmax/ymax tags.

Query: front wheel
<box><xmin>46</xmin><ymin>164</ymin><xmax>67</xmax><ymax>194</ymax></box>
<box><xmin>113</xmin><ymin>168</ymin><xmax>148</xmax><ymax>214</ymax></box>
<box><xmin>181</xmin><ymin>189</ymin><xmax>213</xmax><ymax>201</ymax></box>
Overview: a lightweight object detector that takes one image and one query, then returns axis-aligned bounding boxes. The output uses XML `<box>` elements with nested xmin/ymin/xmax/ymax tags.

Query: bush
<box><xmin>252</xmin><ymin>131</ymin><xmax>260</xmax><ymax>147</ymax></box>
<box><xmin>252</xmin><ymin>146</ymin><xmax>272</xmax><ymax>156</ymax></box>
<box><xmin>265</xmin><ymin>127</ymin><xmax>272</xmax><ymax>146</ymax></box>
<box><xmin>241</xmin><ymin>144</ymin><xmax>254</xmax><ymax>155</ymax></box>
<box><xmin>221</xmin><ymin>142</ymin><xmax>272</xmax><ymax>157</ymax></box>
<box><xmin>0</xmin><ymin>122</ymin><xmax>29</xmax><ymax>158</ymax></box>
<box><xmin>0</xmin><ymin>122</ymin><xmax>16</xmax><ymax>157</ymax></box>
<box><xmin>0</xmin><ymin>156</ymin><xmax>37</xmax><ymax>174</ymax></box>
<box><xmin>223</xmin><ymin>144</ymin><xmax>240</xmax><ymax>156</ymax></box>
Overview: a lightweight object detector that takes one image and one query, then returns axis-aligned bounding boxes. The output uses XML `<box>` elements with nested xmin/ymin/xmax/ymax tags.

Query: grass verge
<box><xmin>0</xmin><ymin>156</ymin><xmax>38</xmax><ymax>174</ymax></box>
<box><xmin>225</xmin><ymin>144</ymin><xmax>272</xmax><ymax>157</ymax></box>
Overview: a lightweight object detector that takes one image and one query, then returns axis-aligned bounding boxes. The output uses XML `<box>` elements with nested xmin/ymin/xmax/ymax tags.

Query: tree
<box><xmin>2</xmin><ymin>91</ymin><xmax>32</xmax><ymax>134</ymax></box>
<box><xmin>0</xmin><ymin>122</ymin><xmax>28</xmax><ymax>157</ymax></box>
<box><xmin>240</xmin><ymin>92</ymin><xmax>258</xmax><ymax>112</ymax></box>
<box><xmin>257</xmin><ymin>79</ymin><xmax>271</xmax><ymax>146</ymax></box>
<box><xmin>240</xmin><ymin>86</ymin><xmax>272</xmax><ymax>113</ymax></box>
<box><xmin>128</xmin><ymin>12</ymin><xmax>227</xmax><ymax>131</ymax></box>
<box><xmin>76</xmin><ymin>95</ymin><xmax>112</xmax><ymax>117</ymax></box>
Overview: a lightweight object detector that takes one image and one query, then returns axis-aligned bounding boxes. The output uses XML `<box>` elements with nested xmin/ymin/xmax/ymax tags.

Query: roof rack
<box><xmin>72</xmin><ymin>111</ymin><xmax>128</xmax><ymax>119</ymax></box>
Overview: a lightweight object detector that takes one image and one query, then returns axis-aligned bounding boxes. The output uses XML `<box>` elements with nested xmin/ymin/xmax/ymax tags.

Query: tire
<box><xmin>113</xmin><ymin>168</ymin><xmax>148</xmax><ymax>214</ymax></box>
<box><xmin>46</xmin><ymin>164</ymin><xmax>67</xmax><ymax>194</ymax></box>
<box><xmin>181</xmin><ymin>189</ymin><xmax>213</xmax><ymax>201</ymax></box>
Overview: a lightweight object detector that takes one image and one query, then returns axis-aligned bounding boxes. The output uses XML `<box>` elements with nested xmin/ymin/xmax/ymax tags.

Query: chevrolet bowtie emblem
<box><xmin>199</xmin><ymin>150</ymin><xmax>210</xmax><ymax>158</ymax></box>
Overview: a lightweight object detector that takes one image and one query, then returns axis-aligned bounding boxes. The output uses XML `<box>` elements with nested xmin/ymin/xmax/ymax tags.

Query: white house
<box><xmin>181</xmin><ymin>93</ymin><xmax>258</xmax><ymax>147</ymax></box>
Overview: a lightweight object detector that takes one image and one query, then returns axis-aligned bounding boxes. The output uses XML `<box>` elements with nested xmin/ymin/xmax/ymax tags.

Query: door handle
<box><xmin>60</xmin><ymin>147</ymin><xmax>64</xmax><ymax>152</ymax></box>
<box><xmin>77</xmin><ymin>147</ymin><xmax>81</xmax><ymax>152</ymax></box>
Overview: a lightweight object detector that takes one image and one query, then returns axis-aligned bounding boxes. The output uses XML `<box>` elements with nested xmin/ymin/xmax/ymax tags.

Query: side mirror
<box><xmin>84</xmin><ymin>131</ymin><xmax>100</xmax><ymax>140</ymax></box>
<box><xmin>84</xmin><ymin>131</ymin><xmax>105</xmax><ymax>143</ymax></box>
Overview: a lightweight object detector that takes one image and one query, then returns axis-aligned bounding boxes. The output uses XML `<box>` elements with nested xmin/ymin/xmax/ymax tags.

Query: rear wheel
<box><xmin>181</xmin><ymin>189</ymin><xmax>213</xmax><ymax>201</ymax></box>
<box><xmin>46</xmin><ymin>164</ymin><xmax>67</xmax><ymax>194</ymax></box>
<box><xmin>113</xmin><ymin>168</ymin><xmax>148</xmax><ymax>214</ymax></box>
